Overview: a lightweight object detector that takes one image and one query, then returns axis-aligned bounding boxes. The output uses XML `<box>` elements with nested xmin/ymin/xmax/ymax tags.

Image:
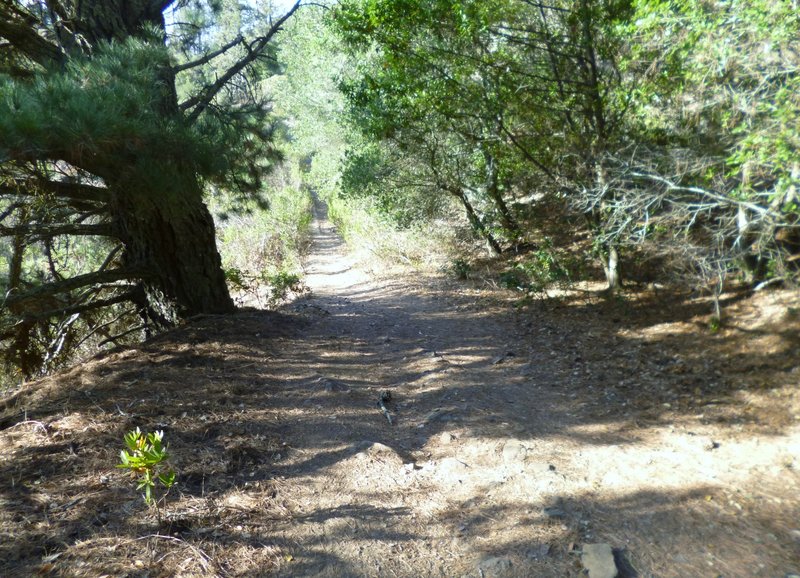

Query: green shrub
<box><xmin>325</xmin><ymin>193</ymin><xmax>459</xmax><ymax>270</ymax></box>
<box><xmin>451</xmin><ymin>259</ymin><xmax>472</xmax><ymax>280</ymax></box>
<box><xmin>263</xmin><ymin>271</ymin><xmax>303</xmax><ymax>302</ymax></box>
<box><xmin>500</xmin><ymin>240</ymin><xmax>574</xmax><ymax>295</ymax></box>
<box><xmin>213</xmin><ymin>182</ymin><xmax>312</xmax><ymax>308</ymax></box>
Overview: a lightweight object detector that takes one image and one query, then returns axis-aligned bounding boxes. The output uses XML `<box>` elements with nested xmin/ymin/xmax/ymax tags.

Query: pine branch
<box><xmin>4</xmin><ymin>269</ymin><xmax>146</xmax><ymax>308</ymax></box>
<box><xmin>0</xmin><ymin>2</ymin><xmax>64</xmax><ymax>68</ymax></box>
<box><xmin>172</xmin><ymin>34</ymin><xmax>245</xmax><ymax>73</ymax></box>
<box><xmin>14</xmin><ymin>291</ymin><xmax>137</xmax><ymax>322</ymax></box>
<box><xmin>180</xmin><ymin>1</ymin><xmax>302</xmax><ymax>123</ymax></box>
<box><xmin>0</xmin><ymin>222</ymin><xmax>113</xmax><ymax>239</ymax></box>
<box><xmin>0</xmin><ymin>180</ymin><xmax>109</xmax><ymax>204</ymax></box>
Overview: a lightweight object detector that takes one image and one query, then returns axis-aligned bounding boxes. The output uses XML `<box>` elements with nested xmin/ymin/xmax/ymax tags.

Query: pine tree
<box><xmin>0</xmin><ymin>0</ymin><xmax>300</xmax><ymax>375</ymax></box>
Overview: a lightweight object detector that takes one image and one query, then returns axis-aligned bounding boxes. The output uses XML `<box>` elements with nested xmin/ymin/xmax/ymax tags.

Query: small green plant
<box><xmin>263</xmin><ymin>270</ymin><xmax>303</xmax><ymax>303</ymax></box>
<box><xmin>117</xmin><ymin>428</ymin><xmax>176</xmax><ymax>510</ymax></box>
<box><xmin>451</xmin><ymin>258</ymin><xmax>472</xmax><ymax>280</ymax></box>
<box><xmin>224</xmin><ymin>267</ymin><xmax>249</xmax><ymax>291</ymax></box>
<box><xmin>499</xmin><ymin>240</ymin><xmax>574</xmax><ymax>297</ymax></box>
<box><xmin>499</xmin><ymin>268</ymin><xmax>529</xmax><ymax>291</ymax></box>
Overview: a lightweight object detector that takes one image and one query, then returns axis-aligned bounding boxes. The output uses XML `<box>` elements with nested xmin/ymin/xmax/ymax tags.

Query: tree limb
<box><xmin>0</xmin><ymin>179</ymin><xmax>109</xmax><ymax>204</ymax></box>
<box><xmin>180</xmin><ymin>0</ymin><xmax>302</xmax><ymax>123</ymax></box>
<box><xmin>627</xmin><ymin>171</ymin><xmax>770</xmax><ymax>216</ymax></box>
<box><xmin>3</xmin><ymin>268</ymin><xmax>146</xmax><ymax>308</ymax></box>
<box><xmin>496</xmin><ymin>117</ymin><xmax>559</xmax><ymax>183</ymax></box>
<box><xmin>15</xmin><ymin>290</ymin><xmax>137</xmax><ymax>322</ymax></box>
<box><xmin>0</xmin><ymin>3</ymin><xmax>65</xmax><ymax>68</ymax></box>
<box><xmin>0</xmin><ymin>222</ymin><xmax>113</xmax><ymax>239</ymax></box>
<box><xmin>172</xmin><ymin>34</ymin><xmax>244</xmax><ymax>73</ymax></box>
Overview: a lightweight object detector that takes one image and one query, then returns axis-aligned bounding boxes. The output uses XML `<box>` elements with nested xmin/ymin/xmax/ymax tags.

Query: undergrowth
<box><xmin>324</xmin><ymin>193</ymin><xmax>461</xmax><ymax>272</ymax></box>
<box><xmin>211</xmin><ymin>173</ymin><xmax>312</xmax><ymax>308</ymax></box>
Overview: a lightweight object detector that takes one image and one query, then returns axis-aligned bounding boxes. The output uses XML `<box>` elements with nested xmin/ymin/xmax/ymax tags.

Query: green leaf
<box><xmin>118</xmin><ymin>450</ymin><xmax>130</xmax><ymax>466</ymax></box>
<box><xmin>158</xmin><ymin>471</ymin><xmax>176</xmax><ymax>488</ymax></box>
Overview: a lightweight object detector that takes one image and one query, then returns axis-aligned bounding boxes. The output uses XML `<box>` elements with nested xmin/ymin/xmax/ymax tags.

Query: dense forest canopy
<box><xmin>1</xmin><ymin>0</ymin><xmax>799</xmax><ymax>380</ymax></box>
<box><xmin>327</xmin><ymin>0</ymin><xmax>799</xmax><ymax>289</ymax></box>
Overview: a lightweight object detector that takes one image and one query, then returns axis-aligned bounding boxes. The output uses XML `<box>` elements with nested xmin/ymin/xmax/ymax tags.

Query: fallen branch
<box><xmin>377</xmin><ymin>391</ymin><xmax>393</xmax><ymax>425</ymax></box>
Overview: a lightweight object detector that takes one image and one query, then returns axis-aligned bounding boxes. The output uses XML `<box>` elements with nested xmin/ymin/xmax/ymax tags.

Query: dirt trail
<box><xmin>1</xmin><ymin>198</ymin><xmax>799</xmax><ymax>577</ymax></box>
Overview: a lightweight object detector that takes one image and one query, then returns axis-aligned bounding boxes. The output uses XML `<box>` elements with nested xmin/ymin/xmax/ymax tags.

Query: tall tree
<box><xmin>0</xmin><ymin>0</ymin><xmax>300</xmax><ymax>375</ymax></box>
<box><xmin>333</xmin><ymin>0</ymin><xmax>530</xmax><ymax>251</ymax></box>
<box><xmin>332</xmin><ymin>0</ymin><xmax>634</xmax><ymax>268</ymax></box>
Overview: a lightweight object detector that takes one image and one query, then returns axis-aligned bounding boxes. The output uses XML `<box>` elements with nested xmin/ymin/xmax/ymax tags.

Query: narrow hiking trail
<box><xmin>1</xmin><ymin>197</ymin><xmax>799</xmax><ymax>577</ymax></box>
<box><xmin>256</xmin><ymin>197</ymin><xmax>800</xmax><ymax>577</ymax></box>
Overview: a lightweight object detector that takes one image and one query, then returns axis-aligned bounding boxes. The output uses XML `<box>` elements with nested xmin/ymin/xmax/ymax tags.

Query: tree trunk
<box><xmin>589</xmin><ymin>160</ymin><xmax>622</xmax><ymax>292</ymax></box>
<box><xmin>112</xmin><ymin>174</ymin><xmax>235</xmax><ymax>317</ymax></box>
<box><xmin>74</xmin><ymin>0</ymin><xmax>235</xmax><ymax>317</ymax></box>
<box><xmin>1</xmin><ymin>0</ymin><xmax>248</xmax><ymax>376</ymax></box>
<box><xmin>451</xmin><ymin>188</ymin><xmax>503</xmax><ymax>255</ymax></box>
<box><xmin>603</xmin><ymin>244</ymin><xmax>621</xmax><ymax>293</ymax></box>
<box><xmin>481</xmin><ymin>146</ymin><xmax>520</xmax><ymax>238</ymax></box>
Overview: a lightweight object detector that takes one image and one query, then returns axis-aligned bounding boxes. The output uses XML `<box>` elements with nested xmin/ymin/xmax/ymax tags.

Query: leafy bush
<box><xmin>264</xmin><ymin>271</ymin><xmax>304</xmax><ymax>302</ymax></box>
<box><xmin>224</xmin><ymin>266</ymin><xmax>306</xmax><ymax>308</ymax></box>
<box><xmin>214</xmin><ymin>179</ymin><xmax>312</xmax><ymax>307</ymax></box>
<box><xmin>451</xmin><ymin>259</ymin><xmax>472</xmax><ymax>280</ymax></box>
<box><xmin>325</xmin><ymin>192</ymin><xmax>460</xmax><ymax>271</ymax></box>
<box><xmin>499</xmin><ymin>241</ymin><xmax>575</xmax><ymax>295</ymax></box>
<box><xmin>214</xmin><ymin>184</ymin><xmax>312</xmax><ymax>274</ymax></box>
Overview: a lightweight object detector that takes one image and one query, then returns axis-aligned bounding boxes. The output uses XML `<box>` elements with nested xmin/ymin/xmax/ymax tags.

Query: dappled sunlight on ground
<box><xmin>1</xmin><ymin>197</ymin><xmax>799</xmax><ymax>577</ymax></box>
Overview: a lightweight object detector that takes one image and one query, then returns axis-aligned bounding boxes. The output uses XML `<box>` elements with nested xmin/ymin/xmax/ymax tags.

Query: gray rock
<box><xmin>477</xmin><ymin>556</ymin><xmax>513</xmax><ymax>577</ymax></box>
<box><xmin>356</xmin><ymin>441</ymin><xmax>403</xmax><ymax>466</ymax></box>
<box><xmin>526</xmin><ymin>543</ymin><xmax>550</xmax><ymax>559</ymax></box>
<box><xmin>581</xmin><ymin>543</ymin><xmax>618</xmax><ymax>578</ymax></box>
<box><xmin>542</xmin><ymin>506</ymin><xmax>566</xmax><ymax>519</ymax></box>
<box><xmin>502</xmin><ymin>440</ymin><xmax>527</xmax><ymax>464</ymax></box>
<box><xmin>424</xmin><ymin>408</ymin><xmax>457</xmax><ymax>423</ymax></box>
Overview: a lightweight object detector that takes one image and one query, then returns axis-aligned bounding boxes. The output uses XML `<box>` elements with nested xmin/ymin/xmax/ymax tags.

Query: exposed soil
<box><xmin>1</xmin><ymin>199</ymin><xmax>799</xmax><ymax>577</ymax></box>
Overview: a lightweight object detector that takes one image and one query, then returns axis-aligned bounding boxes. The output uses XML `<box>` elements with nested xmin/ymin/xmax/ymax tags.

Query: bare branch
<box><xmin>172</xmin><ymin>34</ymin><xmax>244</xmax><ymax>73</ymax></box>
<box><xmin>98</xmin><ymin>323</ymin><xmax>146</xmax><ymax>347</ymax></box>
<box><xmin>179</xmin><ymin>1</ymin><xmax>302</xmax><ymax>122</ymax></box>
<box><xmin>627</xmin><ymin>171</ymin><xmax>770</xmax><ymax>217</ymax></box>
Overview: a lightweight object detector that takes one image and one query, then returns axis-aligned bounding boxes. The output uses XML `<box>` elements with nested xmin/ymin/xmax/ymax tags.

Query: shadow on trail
<box><xmin>1</xmin><ymin>269</ymin><xmax>798</xmax><ymax>575</ymax></box>
<box><xmin>2</xmin><ymin>279</ymin><xmax>797</xmax><ymax>459</ymax></box>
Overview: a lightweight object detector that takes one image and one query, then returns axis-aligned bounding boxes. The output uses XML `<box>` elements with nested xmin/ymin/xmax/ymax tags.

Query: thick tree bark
<box><xmin>67</xmin><ymin>0</ymin><xmax>236</xmax><ymax>315</ymax></box>
<box><xmin>112</xmin><ymin>175</ymin><xmax>235</xmax><ymax>316</ymax></box>
<box><xmin>1</xmin><ymin>0</ymin><xmax>303</xmax><ymax>376</ymax></box>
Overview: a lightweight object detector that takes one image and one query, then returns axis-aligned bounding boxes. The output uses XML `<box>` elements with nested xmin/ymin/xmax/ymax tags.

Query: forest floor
<box><xmin>1</xmin><ymin>198</ymin><xmax>800</xmax><ymax>578</ymax></box>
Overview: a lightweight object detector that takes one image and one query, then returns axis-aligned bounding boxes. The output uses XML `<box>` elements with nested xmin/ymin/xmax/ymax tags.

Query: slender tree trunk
<box><xmin>481</xmin><ymin>146</ymin><xmax>520</xmax><ymax>237</ymax></box>
<box><xmin>570</xmin><ymin>0</ymin><xmax>621</xmax><ymax>292</ymax></box>
<box><xmin>588</xmin><ymin>160</ymin><xmax>622</xmax><ymax>293</ymax></box>
<box><xmin>451</xmin><ymin>188</ymin><xmax>503</xmax><ymax>255</ymax></box>
<box><xmin>604</xmin><ymin>244</ymin><xmax>620</xmax><ymax>293</ymax></box>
